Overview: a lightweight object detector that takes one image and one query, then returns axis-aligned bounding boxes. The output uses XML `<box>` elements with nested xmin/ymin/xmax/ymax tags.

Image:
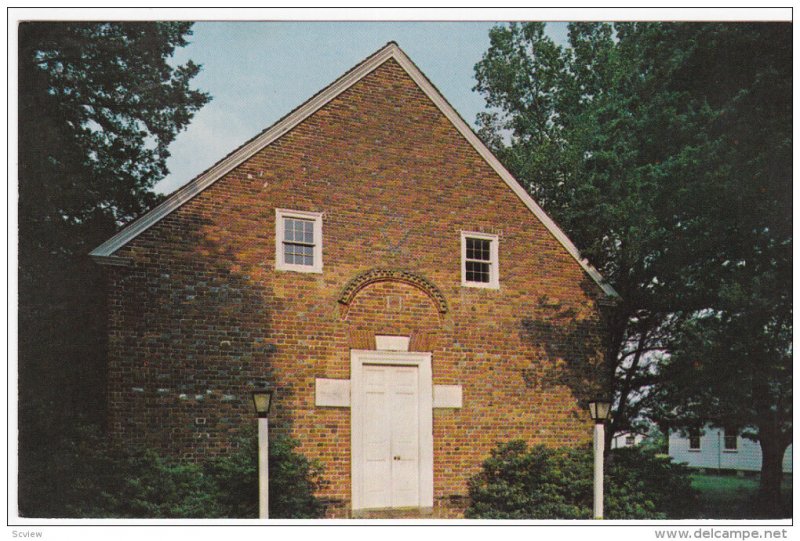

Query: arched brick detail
<box><xmin>339</xmin><ymin>268</ymin><xmax>448</xmax><ymax>314</ymax></box>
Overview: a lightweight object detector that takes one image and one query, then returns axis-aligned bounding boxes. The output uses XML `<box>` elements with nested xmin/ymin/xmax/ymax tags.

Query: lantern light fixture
<box><xmin>252</xmin><ymin>389</ymin><xmax>274</xmax><ymax>418</ymax></box>
<box><xmin>588</xmin><ymin>398</ymin><xmax>612</xmax><ymax>423</ymax></box>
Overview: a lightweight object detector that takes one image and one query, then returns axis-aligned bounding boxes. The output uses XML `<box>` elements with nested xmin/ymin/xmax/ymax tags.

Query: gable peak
<box><xmin>90</xmin><ymin>41</ymin><xmax>617</xmax><ymax>299</ymax></box>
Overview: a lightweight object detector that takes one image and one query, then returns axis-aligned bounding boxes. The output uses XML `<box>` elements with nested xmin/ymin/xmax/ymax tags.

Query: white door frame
<box><xmin>350</xmin><ymin>349</ymin><xmax>433</xmax><ymax>512</ymax></box>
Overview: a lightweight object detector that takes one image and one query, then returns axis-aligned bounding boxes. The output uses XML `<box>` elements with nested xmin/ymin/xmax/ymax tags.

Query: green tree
<box><xmin>624</xmin><ymin>23</ymin><xmax>791</xmax><ymax>513</ymax></box>
<box><xmin>474</xmin><ymin>22</ymin><xmax>790</xmax><ymax>511</ymax></box>
<box><xmin>474</xmin><ymin>21</ymin><xmax>705</xmax><ymax>445</ymax></box>
<box><xmin>18</xmin><ymin>22</ymin><xmax>210</xmax><ymax>515</ymax></box>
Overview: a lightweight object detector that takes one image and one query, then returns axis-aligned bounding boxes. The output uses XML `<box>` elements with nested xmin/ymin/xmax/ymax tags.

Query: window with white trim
<box><xmin>275</xmin><ymin>209</ymin><xmax>323</xmax><ymax>273</ymax></box>
<box><xmin>461</xmin><ymin>232</ymin><xmax>499</xmax><ymax>289</ymax></box>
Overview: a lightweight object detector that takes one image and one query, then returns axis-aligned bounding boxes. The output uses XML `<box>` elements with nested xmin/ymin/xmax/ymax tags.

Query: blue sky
<box><xmin>157</xmin><ymin>21</ymin><xmax>569</xmax><ymax>194</ymax></box>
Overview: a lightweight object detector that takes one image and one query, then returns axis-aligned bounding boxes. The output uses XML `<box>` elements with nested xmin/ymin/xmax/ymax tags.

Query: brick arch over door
<box><xmin>339</xmin><ymin>268</ymin><xmax>448</xmax><ymax>315</ymax></box>
<box><xmin>340</xmin><ymin>269</ymin><xmax>446</xmax><ymax>352</ymax></box>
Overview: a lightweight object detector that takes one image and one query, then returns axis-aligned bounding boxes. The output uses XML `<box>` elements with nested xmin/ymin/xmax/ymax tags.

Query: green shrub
<box><xmin>19</xmin><ymin>423</ymin><xmax>327</xmax><ymax>518</ymax></box>
<box><xmin>206</xmin><ymin>428</ymin><xmax>327</xmax><ymax>518</ymax></box>
<box><xmin>19</xmin><ymin>422</ymin><xmax>117</xmax><ymax>518</ymax></box>
<box><xmin>83</xmin><ymin>449</ymin><xmax>218</xmax><ymax>518</ymax></box>
<box><xmin>606</xmin><ymin>446</ymin><xmax>697</xmax><ymax>519</ymax></box>
<box><xmin>267</xmin><ymin>435</ymin><xmax>327</xmax><ymax>518</ymax></box>
<box><xmin>639</xmin><ymin>430</ymin><xmax>669</xmax><ymax>454</ymax></box>
<box><xmin>466</xmin><ymin>440</ymin><xmax>697</xmax><ymax>519</ymax></box>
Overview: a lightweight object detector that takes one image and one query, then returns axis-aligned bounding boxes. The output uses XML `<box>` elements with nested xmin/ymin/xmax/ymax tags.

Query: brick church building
<box><xmin>91</xmin><ymin>42</ymin><xmax>617</xmax><ymax>518</ymax></box>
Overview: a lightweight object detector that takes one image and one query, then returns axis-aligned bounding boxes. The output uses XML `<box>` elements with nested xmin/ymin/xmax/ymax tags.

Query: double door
<box><xmin>361</xmin><ymin>364</ymin><xmax>420</xmax><ymax>509</ymax></box>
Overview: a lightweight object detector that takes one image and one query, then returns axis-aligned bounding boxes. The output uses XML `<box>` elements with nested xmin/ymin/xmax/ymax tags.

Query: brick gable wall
<box><xmin>103</xmin><ymin>58</ymin><xmax>607</xmax><ymax>517</ymax></box>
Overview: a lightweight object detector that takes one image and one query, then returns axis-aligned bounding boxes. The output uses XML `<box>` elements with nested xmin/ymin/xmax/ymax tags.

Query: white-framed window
<box><xmin>275</xmin><ymin>209</ymin><xmax>323</xmax><ymax>273</ymax></box>
<box><xmin>461</xmin><ymin>231</ymin><xmax>499</xmax><ymax>289</ymax></box>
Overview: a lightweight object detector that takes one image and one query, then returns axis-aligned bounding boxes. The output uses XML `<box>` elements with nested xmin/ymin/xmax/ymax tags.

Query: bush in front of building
<box><xmin>206</xmin><ymin>428</ymin><xmax>327</xmax><ymax>518</ymax></box>
<box><xmin>19</xmin><ymin>423</ymin><xmax>326</xmax><ymax>518</ymax></box>
<box><xmin>464</xmin><ymin>440</ymin><xmax>591</xmax><ymax>519</ymax></box>
<box><xmin>81</xmin><ymin>448</ymin><xmax>219</xmax><ymax>518</ymax></box>
<box><xmin>604</xmin><ymin>446</ymin><xmax>697</xmax><ymax>519</ymax></box>
<box><xmin>465</xmin><ymin>440</ymin><xmax>697</xmax><ymax>519</ymax></box>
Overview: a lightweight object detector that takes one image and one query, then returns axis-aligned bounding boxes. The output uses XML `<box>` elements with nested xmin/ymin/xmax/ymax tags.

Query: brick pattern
<box><xmin>103</xmin><ymin>58</ymin><xmax>607</xmax><ymax>517</ymax></box>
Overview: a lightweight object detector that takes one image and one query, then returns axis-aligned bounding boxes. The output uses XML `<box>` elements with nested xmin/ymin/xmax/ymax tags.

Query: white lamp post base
<box><xmin>593</xmin><ymin>422</ymin><xmax>605</xmax><ymax>519</ymax></box>
<box><xmin>258</xmin><ymin>416</ymin><xmax>269</xmax><ymax>519</ymax></box>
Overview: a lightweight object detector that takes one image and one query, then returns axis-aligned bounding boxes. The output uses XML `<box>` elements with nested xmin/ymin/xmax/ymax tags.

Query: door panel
<box><xmin>363</xmin><ymin>366</ymin><xmax>391</xmax><ymax>508</ymax></box>
<box><xmin>391</xmin><ymin>366</ymin><xmax>419</xmax><ymax>507</ymax></box>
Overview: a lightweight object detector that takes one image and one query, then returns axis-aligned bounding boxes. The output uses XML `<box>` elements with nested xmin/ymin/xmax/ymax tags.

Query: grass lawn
<box><xmin>691</xmin><ymin>472</ymin><xmax>792</xmax><ymax>519</ymax></box>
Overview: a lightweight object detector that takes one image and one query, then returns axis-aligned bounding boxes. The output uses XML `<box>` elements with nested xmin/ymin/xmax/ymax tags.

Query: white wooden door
<box><xmin>361</xmin><ymin>364</ymin><xmax>420</xmax><ymax>509</ymax></box>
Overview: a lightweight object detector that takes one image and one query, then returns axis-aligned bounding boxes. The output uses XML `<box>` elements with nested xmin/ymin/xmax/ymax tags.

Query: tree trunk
<box><xmin>757</xmin><ymin>430</ymin><xmax>789</xmax><ymax>516</ymax></box>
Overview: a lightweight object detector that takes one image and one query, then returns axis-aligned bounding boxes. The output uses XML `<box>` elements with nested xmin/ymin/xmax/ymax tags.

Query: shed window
<box><xmin>688</xmin><ymin>429</ymin><xmax>701</xmax><ymax>450</ymax></box>
<box><xmin>724</xmin><ymin>428</ymin><xmax>738</xmax><ymax>451</ymax></box>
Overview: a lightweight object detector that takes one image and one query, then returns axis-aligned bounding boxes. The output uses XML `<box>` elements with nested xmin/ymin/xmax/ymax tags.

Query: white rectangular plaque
<box><xmin>375</xmin><ymin>335</ymin><xmax>410</xmax><ymax>351</ymax></box>
<box><xmin>315</xmin><ymin>378</ymin><xmax>351</xmax><ymax>407</ymax></box>
<box><xmin>433</xmin><ymin>385</ymin><xmax>463</xmax><ymax>408</ymax></box>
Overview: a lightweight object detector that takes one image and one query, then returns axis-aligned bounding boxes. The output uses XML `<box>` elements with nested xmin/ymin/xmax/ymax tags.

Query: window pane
<box><xmin>466</xmin><ymin>238</ymin><xmax>491</xmax><ymax>261</ymax></box>
<box><xmin>285</xmin><ymin>217</ymin><xmax>315</xmax><ymax>244</ymax></box>
<box><xmin>282</xmin><ymin>216</ymin><xmax>316</xmax><ymax>267</ymax></box>
<box><xmin>284</xmin><ymin>218</ymin><xmax>295</xmax><ymax>242</ymax></box>
<box><xmin>466</xmin><ymin>261</ymin><xmax>490</xmax><ymax>283</ymax></box>
<box><xmin>284</xmin><ymin>242</ymin><xmax>314</xmax><ymax>266</ymax></box>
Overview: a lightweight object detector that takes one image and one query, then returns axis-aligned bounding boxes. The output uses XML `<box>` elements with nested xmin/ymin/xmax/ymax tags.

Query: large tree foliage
<box><xmin>474</xmin><ymin>20</ymin><xmax>706</xmax><ymax>443</ymax></box>
<box><xmin>650</xmin><ymin>23</ymin><xmax>792</xmax><ymax>511</ymax></box>
<box><xmin>474</xmin><ymin>22</ymin><xmax>790</xmax><ymax>511</ymax></box>
<box><xmin>18</xmin><ymin>22</ymin><xmax>209</xmax><ymax>515</ymax></box>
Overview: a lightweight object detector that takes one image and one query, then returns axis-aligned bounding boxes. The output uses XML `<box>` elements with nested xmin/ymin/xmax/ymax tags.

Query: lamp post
<box><xmin>588</xmin><ymin>398</ymin><xmax>612</xmax><ymax>520</ymax></box>
<box><xmin>252</xmin><ymin>389</ymin><xmax>274</xmax><ymax>519</ymax></box>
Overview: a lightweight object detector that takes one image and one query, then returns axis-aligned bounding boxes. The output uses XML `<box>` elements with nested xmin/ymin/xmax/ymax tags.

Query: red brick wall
<box><xmin>103</xmin><ymin>58</ymin><xmax>606</xmax><ymax>517</ymax></box>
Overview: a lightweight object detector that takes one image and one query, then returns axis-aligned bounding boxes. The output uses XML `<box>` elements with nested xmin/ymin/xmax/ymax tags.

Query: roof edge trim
<box><xmin>90</xmin><ymin>44</ymin><xmax>398</xmax><ymax>259</ymax></box>
<box><xmin>389</xmin><ymin>47</ymin><xmax>618</xmax><ymax>298</ymax></box>
<box><xmin>90</xmin><ymin>254</ymin><xmax>132</xmax><ymax>267</ymax></box>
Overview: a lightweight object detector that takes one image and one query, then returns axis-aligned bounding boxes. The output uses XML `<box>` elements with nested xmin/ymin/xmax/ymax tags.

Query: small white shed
<box><xmin>669</xmin><ymin>426</ymin><xmax>792</xmax><ymax>472</ymax></box>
